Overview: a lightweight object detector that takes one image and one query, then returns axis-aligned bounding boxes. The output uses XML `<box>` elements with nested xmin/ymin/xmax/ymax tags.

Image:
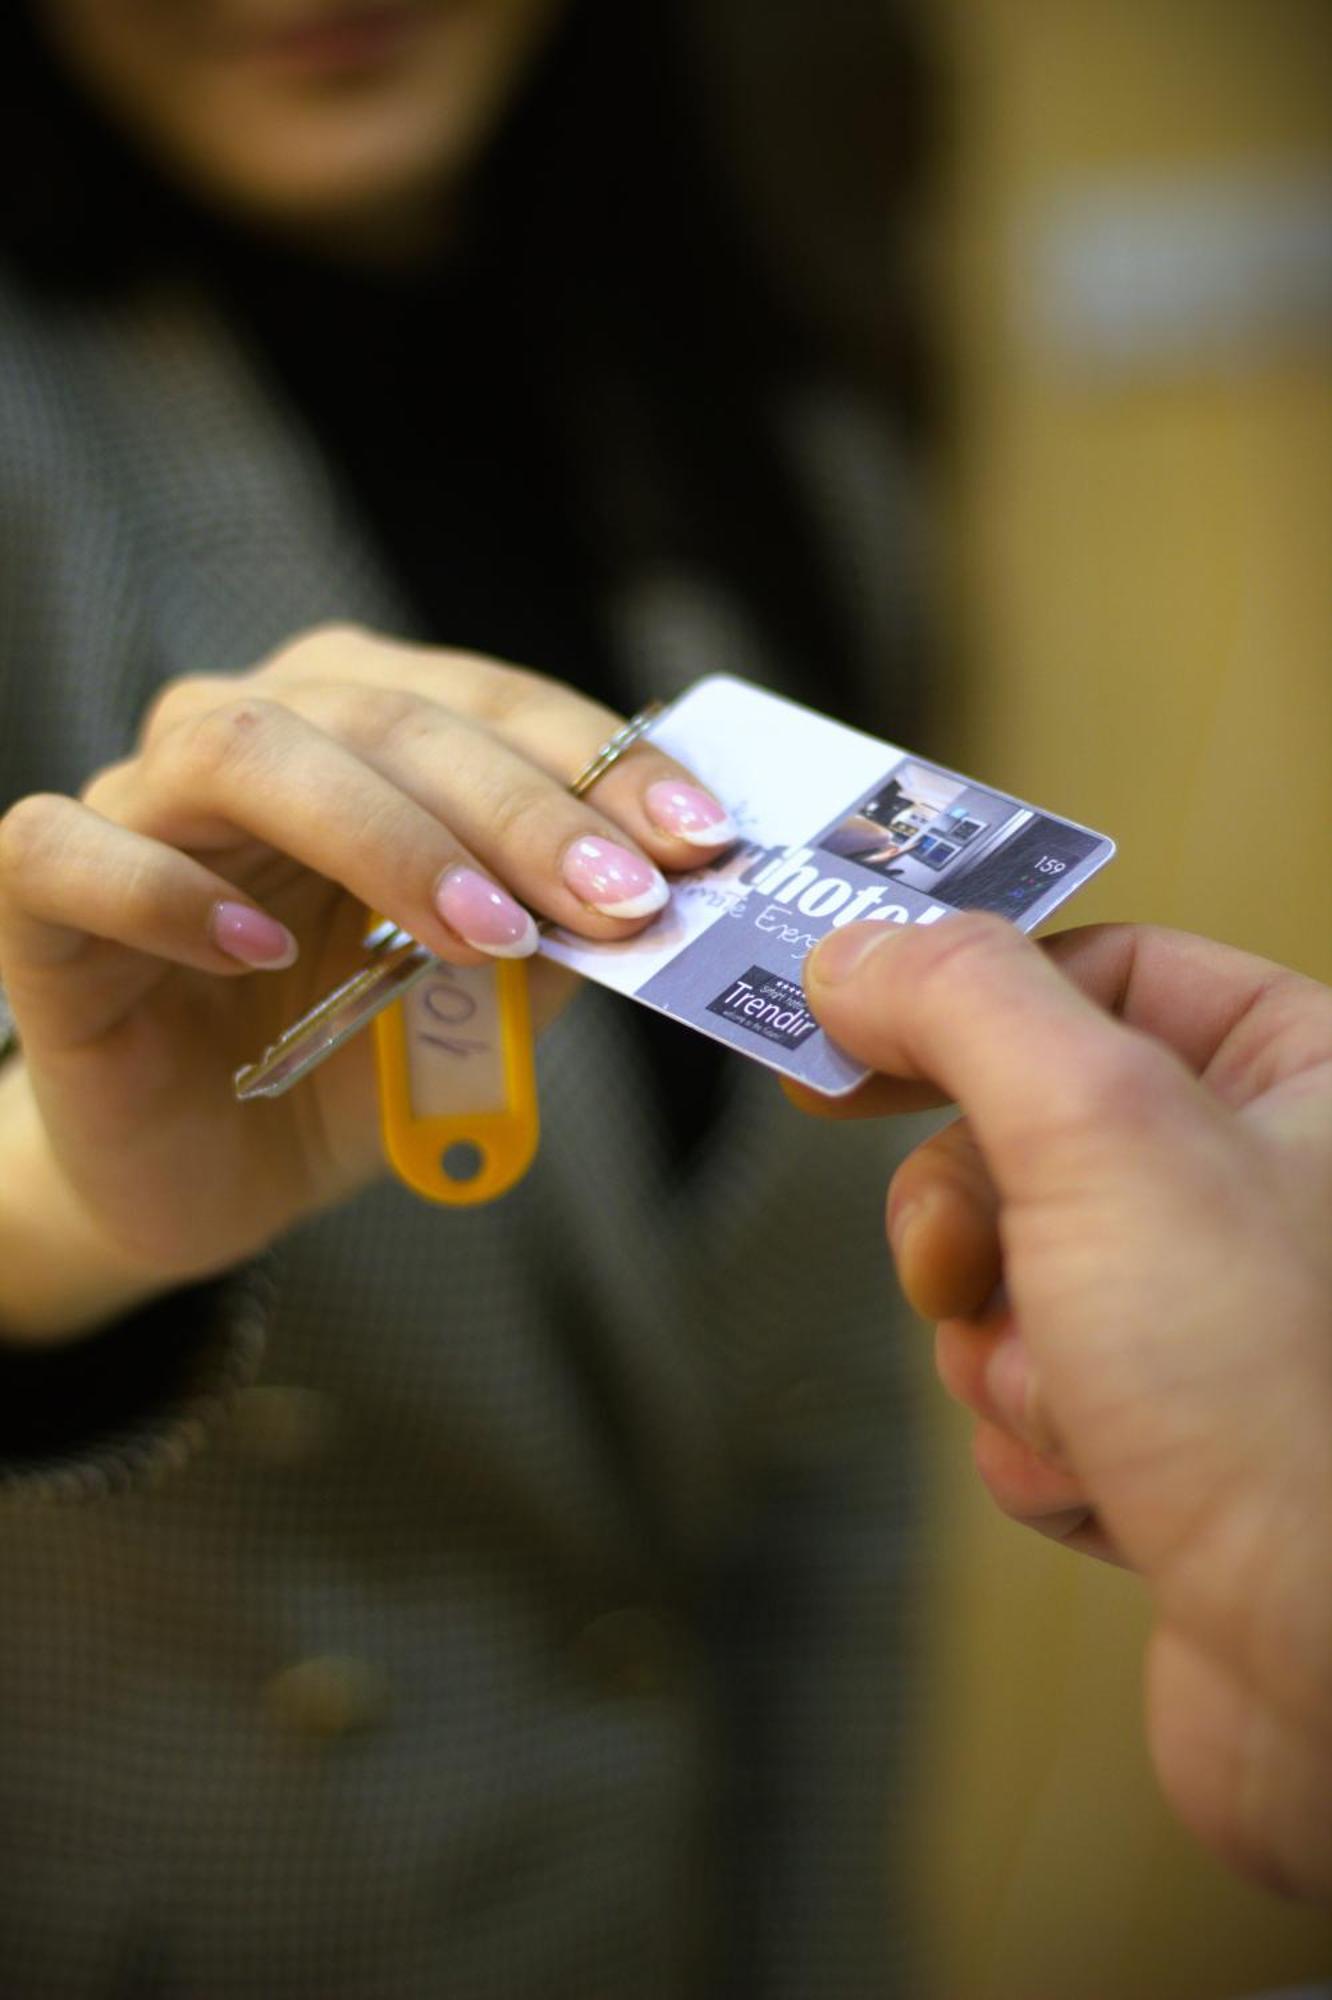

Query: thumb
<box><xmin>803</xmin><ymin>913</ymin><xmax>1204</xmax><ymax>1209</ymax></box>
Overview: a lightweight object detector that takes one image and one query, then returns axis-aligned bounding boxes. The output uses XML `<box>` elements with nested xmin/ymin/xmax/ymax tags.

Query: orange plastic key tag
<box><xmin>372</xmin><ymin>957</ymin><xmax>539</xmax><ymax>1205</ymax></box>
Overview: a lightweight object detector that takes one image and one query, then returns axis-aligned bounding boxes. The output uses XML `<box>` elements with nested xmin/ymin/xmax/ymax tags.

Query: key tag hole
<box><xmin>441</xmin><ymin>1141</ymin><xmax>484</xmax><ymax>1184</ymax></box>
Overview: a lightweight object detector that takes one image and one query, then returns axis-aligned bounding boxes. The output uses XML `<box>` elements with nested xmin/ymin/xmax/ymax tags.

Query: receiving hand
<box><xmin>801</xmin><ymin>916</ymin><xmax>1332</xmax><ymax>1899</ymax></box>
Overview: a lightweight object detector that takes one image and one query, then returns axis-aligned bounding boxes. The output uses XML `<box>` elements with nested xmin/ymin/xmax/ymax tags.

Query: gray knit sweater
<box><xmin>0</xmin><ymin>269</ymin><xmax>926</xmax><ymax>1997</ymax></box>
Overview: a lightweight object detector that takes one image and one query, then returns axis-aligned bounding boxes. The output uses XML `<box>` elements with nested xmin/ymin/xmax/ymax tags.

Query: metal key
<box><xmin>233</xmin><ymin>920</ymin><xmax>437</xmax><ymax>1100</ymax></box>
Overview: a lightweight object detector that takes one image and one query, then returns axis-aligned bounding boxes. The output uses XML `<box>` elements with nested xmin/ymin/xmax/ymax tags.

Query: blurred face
<box><xmin>37</xmin><ymin>0</ymin><xmax>566</xmax><ymax>257</ymax></box>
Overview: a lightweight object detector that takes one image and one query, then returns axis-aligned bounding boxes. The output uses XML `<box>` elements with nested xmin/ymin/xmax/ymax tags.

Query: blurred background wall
<box><xmin>904</xmin><ymin>0</ymin><xmax>1331</xmax><ymax>1992</ymax></box>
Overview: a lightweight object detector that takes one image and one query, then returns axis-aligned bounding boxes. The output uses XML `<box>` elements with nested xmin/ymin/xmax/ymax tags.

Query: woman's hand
<box><xmin>0</xmin><ymin>627</ymin><xmax>733</xmax><ymax>1327</ymax></box>
<box><xmin>799</xmin><ymin>917</ymin><xmax>1332</xmax><ymax>1898</ymax></box>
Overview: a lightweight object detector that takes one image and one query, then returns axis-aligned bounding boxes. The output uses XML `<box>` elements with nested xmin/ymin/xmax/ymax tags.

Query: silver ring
<box><xmin>568</xmin><ymin>700</ymin><xmax>665</xmax><ymax>798</ymax></box>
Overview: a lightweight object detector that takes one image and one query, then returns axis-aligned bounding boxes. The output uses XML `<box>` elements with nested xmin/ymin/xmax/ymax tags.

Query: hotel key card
<box><xmin>540</xmin><ymin>674</ymin><xmax>1116</xmax><ymax>1097</ymax></box>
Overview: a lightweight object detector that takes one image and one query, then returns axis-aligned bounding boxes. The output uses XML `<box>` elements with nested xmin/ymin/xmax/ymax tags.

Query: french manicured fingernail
<box><xmin>807</xmin><ymin>922</ymin><xmax>898</xmax><ymax>987</ymax></box>
<box><xmin>434</xmin><ymin>867</ymin><xmax>538</xmax><ymax>957</ymax></box>
<box><xmin>561</xmin><ymin>837</ymin><xmax>669</xmax><ymax>918</ymax></box>
<box><xmin>644</xmin><ymin>781</ymin><xmax>736</xmax><ymax>848</ymax></box>
<box><xmin>211</xmin><ymin>900</ymin><xmax>298</xmax><ymax>969</ymax></box>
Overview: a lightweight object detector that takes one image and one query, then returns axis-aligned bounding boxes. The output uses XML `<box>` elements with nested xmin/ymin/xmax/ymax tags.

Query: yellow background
<box><xmin>907</xmin><ymin>1</ymin><xmax>1331</xmax><ymax>1992</ymax></box>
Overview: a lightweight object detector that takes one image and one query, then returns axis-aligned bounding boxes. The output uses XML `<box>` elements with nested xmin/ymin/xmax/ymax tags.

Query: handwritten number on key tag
<box><xmin>232</xmin><ymin>923</ymin><xmax>539</xmax><ymax>1206</ymax></box>
<box><xmin>373</xmin><ymin>957</ymin><xmax>538</xmax><ymax>1205</ymax></box>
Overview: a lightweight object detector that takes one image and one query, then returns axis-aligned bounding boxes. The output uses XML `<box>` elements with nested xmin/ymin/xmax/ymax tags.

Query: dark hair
<box><xmin>0</xmin><ymin>8</ymin><xmax>179</xmax><ymax>288</ymax></box>
<box><xmin>0</xmin><ymin>2</ymin><xmax>930</xmax><ymax>368</ymax></box>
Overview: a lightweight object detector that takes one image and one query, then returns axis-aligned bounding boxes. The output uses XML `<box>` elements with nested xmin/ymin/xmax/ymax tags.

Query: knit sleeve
<box><xmin>0</xmin><ymin>1261</ymin><xmax>271</xmax><ymax>1505</ymax></box>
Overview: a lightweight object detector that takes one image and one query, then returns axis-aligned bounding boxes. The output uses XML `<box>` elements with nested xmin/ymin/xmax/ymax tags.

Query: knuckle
<box><xmin>138</xmin><ymin>671</ymin><xmax>230</xmax><ymax>745</ymax></box>
<box><xmin>320</xmin><ymin>682</ymin><xmax>421</xmax><ymax>750</ymax></box>
<box><xmin>468</xmin><ymin>661</ymin><xmax>550</xmax><ymax>730</ymax></box>
<box><xmin>265</xmin><ymin>620</ymin><xmax>371</xmax><ymax>676</ymax></box>
<box><xmin>79</xmin><ymin>754</ymin><xmax>134</xmax><ymax>811</ymax></box>
<box><xmin>905</xmin><ymin>915</ymin><xmax>1185</xmax><ymax>1149</ymax></box>
<box><xmin>114</xmin><ymin>848</ymin><xmax>169</xmax><ymax>934</ymax></box>
<box><xmin>910</xmin><ymin>911</ymin><xmax>1016</xmax><ymax>991</ymax></box>
<box><xmin>1108</xmin><ymin>1033</ymin><xmax>1181</xmax><ymax>1120</ymax></box>
<box><xmin>151</xmin><ymin>694</ymin><xmax>283</xmax><ymax>785</ymax></box>
<box><xmin>483</xmin><ymin>777</ymin><xmax>554</xmax><ymax>853</ymax></box>
<box><xmin>0</xmin><ymin>792</ymin><xmax>75</xmax><ymax>886</ymax></box>
<box><xmin>1045</xmin><ymin>1030</ymin><xmax>1180</xmax><ymax>1151</ymax></box>
<box><xmin>903</xmin><ymin>1125</ymin><xmax>989</xmax><ymax>1213</ymax></box>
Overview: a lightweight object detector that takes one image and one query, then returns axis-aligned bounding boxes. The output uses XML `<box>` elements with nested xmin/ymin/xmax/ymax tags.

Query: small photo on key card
<box><xmin>539</xmin><ymin>676</ymin><xmax>1116</xmax><ymax>1095</ymax></box>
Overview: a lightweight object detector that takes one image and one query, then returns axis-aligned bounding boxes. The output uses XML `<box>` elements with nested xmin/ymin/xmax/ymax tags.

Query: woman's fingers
<box><xmin>148</xmin><ymin>635</ymin><xmax>736</xmax><ymax>874</ymax></box>
<box><xmin>86</xmin><ymin>700</ymin><xmax>544</xmax><ymax>963</ymax></box>
<box><xmin>240</xmin><ymin>680</ymin><xmax>688</xmax><ymax>926</ymax></box>
<box><xmin>0</xmin><ymin>794</ymin><xmax>298</xmax><ymax>1047</ymax></box>
<box><xmin>100</xmin><ymin>684</ymin><xmax>734</xmax><ymax>955</ymax></box>
<box><xmin>1</xmin><ymin>624</ymin><xmax>740</xmax><ymax>1078</ymax></box>
<box><xmin>406</xmin><ymin>661</ymin><xmax>737</xmax><ymax>870</ymax></box>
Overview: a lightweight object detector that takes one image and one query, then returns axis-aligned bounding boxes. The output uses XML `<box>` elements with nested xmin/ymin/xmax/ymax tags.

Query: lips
<box><xmin>237</xmin><ymin>2</ymin><xmax>431</xmax><ymax>74</ymax></box>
